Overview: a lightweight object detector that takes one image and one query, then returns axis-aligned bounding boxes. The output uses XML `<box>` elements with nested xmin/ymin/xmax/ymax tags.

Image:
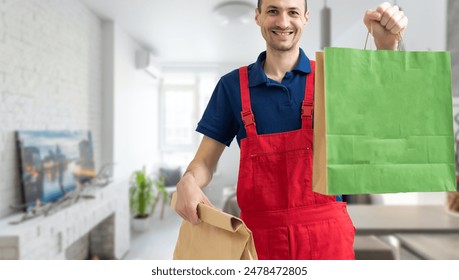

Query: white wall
<box><xmin>108</xmin><ymin>23</ymin><xmax>161</xmax><ymax>182</ymax></box>
<box><xmin>100</xmin><ymin>22</ymin><xmax>161</xmax><ymax>256</ymax></box>
<box><xmin>0</xmin><ymin>0</ymin><xmax>102</xmax><ymax>218</ymax></box>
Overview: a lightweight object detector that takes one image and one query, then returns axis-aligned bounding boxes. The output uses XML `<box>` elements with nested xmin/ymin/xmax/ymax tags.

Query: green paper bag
<box><xmin>313</xmin><ymin>48</ymin><xmax>456</xmax><ymax>195</ymax></box>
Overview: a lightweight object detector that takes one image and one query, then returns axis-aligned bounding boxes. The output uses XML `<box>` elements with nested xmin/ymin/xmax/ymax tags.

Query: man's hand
<box><xmin>364</xmin><ymin>2</ymin><xmax>408</xmax><ymax>50</ymax></box>
<box><xmin>175</xmin><ymin>171</ymin><xmax>213</xmax><ymax>225</ymax></box>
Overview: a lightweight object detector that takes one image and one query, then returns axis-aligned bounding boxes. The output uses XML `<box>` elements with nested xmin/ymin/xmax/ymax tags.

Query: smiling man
<box><xmin>174</xmin><ymin>0</ymin><xmax>407</xmax><ymax>260</ymax></box>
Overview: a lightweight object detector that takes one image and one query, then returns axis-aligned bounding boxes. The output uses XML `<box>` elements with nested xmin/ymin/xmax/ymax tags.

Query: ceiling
<box><xmin>78</xmin><ymin>0</ymin><xmax>443</xmax><ymax>65</ymax></box>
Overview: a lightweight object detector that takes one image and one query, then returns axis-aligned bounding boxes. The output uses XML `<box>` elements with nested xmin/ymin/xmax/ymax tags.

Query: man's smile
<box><xmin>272</xmin><ymin>30</ymin><xmax>294</xmax><ymax>37</ymax></box>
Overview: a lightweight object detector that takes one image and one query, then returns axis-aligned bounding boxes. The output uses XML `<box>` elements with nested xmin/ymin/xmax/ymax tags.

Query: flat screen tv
<box><xmin>16</xmin><ymin>130</ymin><xmax>96</xmax><ymax>210</ymax></box>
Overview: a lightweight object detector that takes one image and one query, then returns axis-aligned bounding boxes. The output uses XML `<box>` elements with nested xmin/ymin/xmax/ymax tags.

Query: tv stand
<box><xmin>0</xmin><ymin>181</ymin><xmax>130</xmax><ymax>259</ymax></box>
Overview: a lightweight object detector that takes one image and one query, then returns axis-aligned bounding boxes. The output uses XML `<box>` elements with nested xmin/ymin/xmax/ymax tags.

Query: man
<box><xmin>175</xmin><ymin>0</ymin><xmax>407</xmax><ymax>260</ymax></box>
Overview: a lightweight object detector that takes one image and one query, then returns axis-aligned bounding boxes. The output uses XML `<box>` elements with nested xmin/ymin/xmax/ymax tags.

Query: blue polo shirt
<box><xmin>197</xmin><ymin>48</ymin><xmax>311</xmax><ymax>147</ymax></box>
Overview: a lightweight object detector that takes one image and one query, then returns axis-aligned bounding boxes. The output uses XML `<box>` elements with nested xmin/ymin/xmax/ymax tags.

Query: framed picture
<box><xmin>16</xmin><ymin>130</ymin><xmax>96</xmax><ymax>210</ymax></box>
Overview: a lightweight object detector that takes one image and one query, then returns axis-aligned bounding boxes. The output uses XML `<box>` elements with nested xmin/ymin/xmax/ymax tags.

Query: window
<box><xmin>160</xmin><ymin>82</ymin><xmax>197</xmax><ymax>150</ymax></box>
<box><xmin>159</xmin><ymin>69</ymin><xmax>218</xmax><ymax>165</ymax></box>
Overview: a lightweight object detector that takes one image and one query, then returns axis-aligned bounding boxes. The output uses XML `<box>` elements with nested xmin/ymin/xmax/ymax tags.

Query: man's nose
<box><xmin>275</xmin><ymin>12</ymin><xmax>289</xmax><ymax>29</ymax></box>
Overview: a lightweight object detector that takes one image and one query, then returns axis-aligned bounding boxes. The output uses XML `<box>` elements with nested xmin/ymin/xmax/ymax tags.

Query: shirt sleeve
<box><xmin>196</xmin><ymin>78</ymin><xmax>239</xmax><ymax>147</ymax></box>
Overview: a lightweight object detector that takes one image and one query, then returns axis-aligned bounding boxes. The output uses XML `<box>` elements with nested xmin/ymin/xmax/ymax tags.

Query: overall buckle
<box><xmin>301</xmin><ymin>102</ymin><xmax>314</xmax><ymax>119</ymax></box>
<box><xmin>241</xmin><ymin>110</ymin><xmax>255</xmax><ymax>127</ymax></box>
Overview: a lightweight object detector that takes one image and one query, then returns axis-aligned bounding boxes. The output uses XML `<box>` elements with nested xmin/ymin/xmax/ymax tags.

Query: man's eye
<box><xmin>289</xmin><ymin>11</ymin><xmax>300</xmax><ymax>16</ymax></box>
<box><xmin>267</xmin><ymin>9</ymin><xmax>277</xmax><ymax>15</ymax></box>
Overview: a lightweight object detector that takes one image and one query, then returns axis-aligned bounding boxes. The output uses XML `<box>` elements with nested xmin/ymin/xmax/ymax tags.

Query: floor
<box><xmin>122</xmin><ymin>202</ymin><xmax>183</xmax><ymax>260</ymax></box>
<box><xmin>122</xmin><ymin>200</ymin><xmax>420</xmax><ymax>260</ymax></box>
<box><xmin>122</xmin><ymin>188</ymin><xmax>230</xmax><ymax>260</ymax></box>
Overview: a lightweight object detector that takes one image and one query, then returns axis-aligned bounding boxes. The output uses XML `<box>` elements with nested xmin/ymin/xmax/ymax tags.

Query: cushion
<box><xmin>159</xmin><ymin>167</ymin><xmax>182</xmax><ymax>186</ymax></box>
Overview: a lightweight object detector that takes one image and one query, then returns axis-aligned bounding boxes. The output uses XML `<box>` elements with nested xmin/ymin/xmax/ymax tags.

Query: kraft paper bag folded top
<box><xmin>171</xmin><ymin>193</ymin><xmax>257</xmax><ymax>260</ymax></box>
<box><xmin>313</xmin><ymin>48</ymin><xmax>456</xmax><ymax>195</ymax></box>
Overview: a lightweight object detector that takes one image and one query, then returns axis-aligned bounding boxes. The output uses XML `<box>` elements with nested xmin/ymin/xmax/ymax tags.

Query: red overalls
<box><xmin>237</xmin><ymin>61</ymin><xmax>356</xmax><ymax>260</ymax></box>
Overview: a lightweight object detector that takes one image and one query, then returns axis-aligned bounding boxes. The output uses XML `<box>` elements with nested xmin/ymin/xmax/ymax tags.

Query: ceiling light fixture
<box><xmin>213</xmin><ymin>1</ymin><xmax>255</xmax><ymax>25</ymax></box>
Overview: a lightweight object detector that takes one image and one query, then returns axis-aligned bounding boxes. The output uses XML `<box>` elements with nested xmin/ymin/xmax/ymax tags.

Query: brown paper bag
<box><xmin>313</xmin><ymin>51</ymin><xmax>328</xmax><ymax>195</ymax></box>
<box><xmin>171</xmin><ymin>193</ymin><xmax>258</xmax><ymax>260</ymax></box>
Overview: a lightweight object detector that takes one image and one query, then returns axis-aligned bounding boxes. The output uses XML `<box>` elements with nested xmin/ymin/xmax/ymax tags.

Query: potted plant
<box><xmin>130</xmin><ymin>166</ymin><xmax>167</xmax><ymax>231</ymax></box>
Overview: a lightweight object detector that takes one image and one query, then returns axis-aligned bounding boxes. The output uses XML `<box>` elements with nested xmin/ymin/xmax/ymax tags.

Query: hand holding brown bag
<box><xmin>171</xmin><ymin>193</ymin><xmax>258</xmax><ymax>260</ymax></box>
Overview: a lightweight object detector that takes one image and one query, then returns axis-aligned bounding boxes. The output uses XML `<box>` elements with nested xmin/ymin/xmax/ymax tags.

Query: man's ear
<box><xmin>255</xmin><ymin>8</ymin><xmax>261</xmax><ymax>26</ymax></box>
<box><xmin>303</xmin><ymin>10</ymin><xmax>310</xmax><ymax>25</ymax></box>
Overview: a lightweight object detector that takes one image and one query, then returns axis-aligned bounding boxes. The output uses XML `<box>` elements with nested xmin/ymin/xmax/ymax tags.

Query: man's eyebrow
<box><xmin>265</xmin><ymin>5</ymin><xmax>301</xmax><ymax>11</ymax></box>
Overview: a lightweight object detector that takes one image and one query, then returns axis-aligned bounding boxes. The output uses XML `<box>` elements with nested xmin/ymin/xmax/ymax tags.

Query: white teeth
<box><xmin>273</xmin><ymin>31</ymin><xmax>293</xmax><ymax>36</ymax></box>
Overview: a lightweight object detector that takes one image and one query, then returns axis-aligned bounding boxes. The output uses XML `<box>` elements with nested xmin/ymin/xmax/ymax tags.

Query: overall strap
<box><xmin>301</xmin><ymin>60</ymin><xmax>315</xmax><ymax>129</ymax></box>
<box><xmin>239</xmin><ymin>66</ymin><xmax>257</xmax><ymax>137</ymax></box>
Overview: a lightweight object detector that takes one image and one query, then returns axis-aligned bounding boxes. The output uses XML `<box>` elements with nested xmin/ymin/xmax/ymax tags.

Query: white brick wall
<box><xmin>0</xmin><ymin>0</ymin><xmax>102</xmax><ymax>218</ymax></box>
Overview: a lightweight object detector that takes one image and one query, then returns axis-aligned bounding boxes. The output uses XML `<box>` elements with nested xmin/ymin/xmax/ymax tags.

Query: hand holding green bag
<box><xmin>313</xmin><ymin>46</ymin><xmax>456</xmax><ymax>195</ymax></box>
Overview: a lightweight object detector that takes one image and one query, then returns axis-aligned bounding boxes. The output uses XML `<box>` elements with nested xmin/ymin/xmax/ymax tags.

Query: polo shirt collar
<box><xmin>249</xmin><ymin>48</ymin><xmax>312</xmax><ymax>87</ymax></box>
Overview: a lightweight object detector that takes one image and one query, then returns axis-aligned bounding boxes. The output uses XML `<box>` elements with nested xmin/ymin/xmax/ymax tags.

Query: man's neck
<box><xmin>263</xmin><ymin>48</ymin><xmax>300</xmax><ymax>83</ymax></box>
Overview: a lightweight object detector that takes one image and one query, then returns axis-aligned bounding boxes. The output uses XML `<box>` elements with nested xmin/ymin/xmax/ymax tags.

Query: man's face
<box><xmin>255</xmin><ymin>0</ymin><xmax>309</xmax><ymax>53</ymax></box>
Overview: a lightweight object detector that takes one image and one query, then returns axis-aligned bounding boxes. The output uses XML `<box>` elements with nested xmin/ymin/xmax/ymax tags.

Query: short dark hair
<box><xmin>257</xmin><ymin>0</ymin><xmax>308</xmax><ymax>12</ymax></box>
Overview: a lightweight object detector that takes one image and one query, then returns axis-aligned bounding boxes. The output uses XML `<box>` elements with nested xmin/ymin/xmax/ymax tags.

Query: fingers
<box><xmin>379</xmin><ymin>6</ymin><xmax>398</xmax><ymax>26</ymax></box>
<box><xmin>364</xmin><ymin>9</ymin><xmax>380</xmax><ymax>23</ymax></box>
<box><xmin>179</xmin><ymin>195</ymin><xmax>217</xmax><ymax>225</ymax></box>
<box><xmin>375</xmin><ymin>2</ymin><xmax>393</xmax><ymax>16</ymax></box>
<box><xmin>185</xmin><ymin>202</ymin><xmax>201</xmax><ymax>225</ymax></box>
<box><xmin>363</xmin><ymin>9</ymin><xmax>377</xmax><ymax>30</ymax></box>
<box><xmin>376</xmin><ymin>3</ymin><xmax>408</xmax><ymax>35</ymax></box>
<box><xmin>388</xmin><ymin>15</ymin><xmax>407</xmax><ymax>35</ymax></box>
<box><xmin>384</xmin><ymin>9</ymin><xmax>403</xmax><ymax>30</ymax></box>
<box><xmin>176</xmin><ymin>200</ymin><xmax>200</xmax><ymax>225</ymax></box>
<box><xmin>175</xmin><ymin>190</ymin><xmax>214</xmax><ymax>225</ymax></box>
